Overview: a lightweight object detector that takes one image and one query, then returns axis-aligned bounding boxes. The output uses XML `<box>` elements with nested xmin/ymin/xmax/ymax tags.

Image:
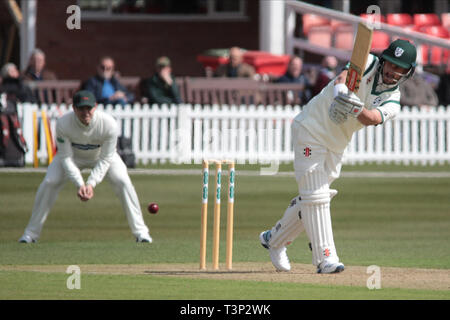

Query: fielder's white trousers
<box><xmin>22</xmin><ymin>153</ymin><xmax>150</xmax><ymax>240</ymax></box>
<box><xmin>268</xmin><ymin>120</ymin><xmax>344</xmax><ymax>266</ymax></box>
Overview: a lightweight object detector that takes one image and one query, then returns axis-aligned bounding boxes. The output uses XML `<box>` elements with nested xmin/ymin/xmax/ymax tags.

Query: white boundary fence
<box><xmin>18</xmin><ymin>103</ymin><xmax>450</xmax><ymax>166</ymax></box>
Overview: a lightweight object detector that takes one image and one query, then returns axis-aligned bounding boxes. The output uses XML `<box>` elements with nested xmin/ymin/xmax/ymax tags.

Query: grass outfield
<box><xmin>0</xmin><ymin>165</ymin><xmax>449</xmax><ymax>301</ymax></box>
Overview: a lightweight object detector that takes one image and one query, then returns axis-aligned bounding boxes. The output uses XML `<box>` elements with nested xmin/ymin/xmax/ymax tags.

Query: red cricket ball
<box><xmin>148</xmin><ymin>202</ymin><xmax>159</xmax><ymax>214</ymax></box>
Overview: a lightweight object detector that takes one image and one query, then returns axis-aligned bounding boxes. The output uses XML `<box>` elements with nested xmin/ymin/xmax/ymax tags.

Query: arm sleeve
<box><xmin>376</xmin><ymin>93</ymin><xmax>401</xmax><ymax>124</ymax></box>
<box><xmin>56</xmin><ymin>121</ymin><xmax>85</xmax><ymax>188</ymax></box>
<box><xmin>85</xmin><ymin>119</ymin><xmax>118</xmax><ymax>188</ymax></box>
<box><xmin>115</xmin><ymin>79</ymin><xmax>135</xmax><ymax>103</ymax></box>
<box><xmin>149</xmin><ymin>83</ymin><xmax>173</xmax><ymax>104</ymax></box>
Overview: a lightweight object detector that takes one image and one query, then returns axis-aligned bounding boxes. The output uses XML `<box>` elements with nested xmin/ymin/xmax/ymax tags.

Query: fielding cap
<box><xmin>73</xmin><ymin>90</ymin><xmax>96</xmax><ymax>108</ymax></box>
<box><xmin>381</xmin><ymin>39</ymin><xmax>417</xmax><ymax>69</ymax></box>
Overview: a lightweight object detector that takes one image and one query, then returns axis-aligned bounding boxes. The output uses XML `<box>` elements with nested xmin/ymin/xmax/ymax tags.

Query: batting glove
<box><xmin>329</xmin><ymin>101</ymin><xmax>348</xmax><ymax>124</ymax></box>
<box><xmin>333</xmin><ymin>92</ymin><xmax>365</xmax><ymax>118</ymax></box>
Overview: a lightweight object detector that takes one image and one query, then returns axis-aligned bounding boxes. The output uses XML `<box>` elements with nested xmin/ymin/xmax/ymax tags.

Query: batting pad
<box><xmin>269</xmin><ymin>196</ymin><xmax>305</xmax><ymax>248</ymax></box>
<box><xmin>298</xmin><ymin>168</ymin><xmax>339</xmax><ymax>266</ymax></box>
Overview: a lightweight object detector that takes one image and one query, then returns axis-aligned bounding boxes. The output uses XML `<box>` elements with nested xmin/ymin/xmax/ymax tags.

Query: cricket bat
<box><xmin>345</xmin><ymin>22</ymin><xmax>373</xmax><ymax>93</ymax></box>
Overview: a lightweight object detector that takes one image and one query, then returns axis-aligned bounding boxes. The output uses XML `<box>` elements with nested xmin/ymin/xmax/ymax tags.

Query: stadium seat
<box><xmin>387</xmin><ymin>13</ymin><xmax>413</xmax><ymax>26</ymax></box>
<box><xmin>330</xmin><ymin>19</ymin><xmax>351</xmax><ymax>31</ymax></box>
<box><xmin>424</xmin><ymin>25</ymin><xmax>450</xmax><ymax>38</ymax></box>
<box><xmin>422</xmin><ymin>45</ymin><xmax>449</xmax><ymax>66</ymax></box>
<box><xmin>421</xmin><ymin>26</ymin><xmax>450</xmax><ymax>66</ymax></box>
<box><xmin>334</xmin><ymin>25</ymin><xmax>354</xmax><ymax>51</ymax></box>
<box><xmin>302</xmin><ymin>14</ymin><xmax>330</xmax><ymax>35</ymax></box>
<box><xmin>392</xmin><ymin>25</ymin><xmax>422</xmax><ymax>42</ymax></box>
<box><xmin>307</xmin><ymin>26</ymin><xmax>332</xmax><ymax>48</ymax></box>
<box><xmin>413</xmin><ymin>14</ymin><xmax>441</xmax><ymax>28</ymax></box>
<box><xmin>442</xmin><ymin>13</ymin><xmax>450</xmax><ymax>29</ymax></box>
<box><xmin>308</xmin><ymin>26</ymin><xmax>333</xmax><ymax>48</ymax></box>
<box><xmin>371</xmin><ymin>31</ymin><xmax>390</xmax><ymax>52</ymax></box>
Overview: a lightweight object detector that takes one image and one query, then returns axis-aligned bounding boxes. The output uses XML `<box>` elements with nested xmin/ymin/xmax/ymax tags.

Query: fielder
<box><xmin>260</xmin><ymin>39</ymin><xmax>417</xmax><ymax>273</ymax></box>
<box><xmin>19</xmin><ymin>90</ymin><xmax>152</xmax><ymax>243</ymax></box>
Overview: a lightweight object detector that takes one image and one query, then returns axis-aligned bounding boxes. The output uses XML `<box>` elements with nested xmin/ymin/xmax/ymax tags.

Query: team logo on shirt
<box><xmin>71</xmin><ymin>142</ymin><xmax>101</xmax><ymax>150</ymax></box>
<box><xmin>303</xmin><ymin>147</ymin><xmax>312</xmax><ymax>157</ymax></box>
<box><xmin>373</xmin><ymin>96</ymin><xmax>382</xmax><ymax>106</ymax></box>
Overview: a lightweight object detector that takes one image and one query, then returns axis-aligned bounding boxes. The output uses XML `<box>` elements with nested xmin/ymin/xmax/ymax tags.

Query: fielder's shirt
<box><xmin>56</xmin><ymin>109</ymin><xmax>118</xmax><ymax>188</ymax></box>
<box><xmin>295</xmin><ymin>54</ymin><xmax>401</xmax><ymax>153</ymax></box>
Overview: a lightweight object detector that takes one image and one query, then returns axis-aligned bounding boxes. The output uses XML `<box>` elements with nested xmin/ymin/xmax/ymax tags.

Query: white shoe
<box><xmin>260</xmin><ymin>231</ymin><xmax>291</xmax><ymax>272</ymax></box>
<box><xmin>19</xmin><ymin>234</ymin><xmax>36</xmax><ymax>243</ymax></box>
<box><xmin>317</xmin><ymin>261</ymin><xmax>345</xmax><ymax>274</ymax></box>
<box><xmin>136</xmin><ymin>234</ymin><xmax>153</xmax><ymax>243</ymax></box>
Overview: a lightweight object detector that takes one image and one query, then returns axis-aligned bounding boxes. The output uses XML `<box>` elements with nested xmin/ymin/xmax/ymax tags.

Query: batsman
<box><xmin>260</xmin><ymin>30</ymin><xmax>417</xmax><ymax>273</ymax></box>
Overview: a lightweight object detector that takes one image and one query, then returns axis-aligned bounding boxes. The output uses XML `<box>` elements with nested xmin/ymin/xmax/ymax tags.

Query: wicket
<box><xmin>200</xmin><ymin>159</ymin><xmax>235</xmax><ymax>271</ymax></box>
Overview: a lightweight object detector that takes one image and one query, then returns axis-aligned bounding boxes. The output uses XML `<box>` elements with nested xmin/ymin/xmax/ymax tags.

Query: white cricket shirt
<box><xmin>56</xmin><ymin>109</ymin><xmax>118</xmax><ymax>188</ymax></box>
<box><xmin>294</xmin><ymin>54</ymin><xmax>401</xmax><ymax>153</ymax></box>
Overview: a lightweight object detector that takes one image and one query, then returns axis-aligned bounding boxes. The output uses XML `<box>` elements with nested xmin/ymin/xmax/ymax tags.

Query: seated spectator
<box><xmin>312</xmin><ymin>56</ymin><xmax>338</xmax><ymax>96</ymax></box>
<box><xmin>141</xmin><ymin>56</ymin><xmax>182</xmax><ymax>105</ymax></box>
<box><xmin>275</xmin><ymin>55</ymin><xmax>312</xmax><ymax>104</ymax></box>
<box><xmin>22</xmin><ymin>48</ymin><xmax>57</xmax><ymax>81</ymax></box>
<box><xmin>399</xmin><ymin>72</ymin><xmax>438</xmax><ymax>107</ymax></box>
<box><xmin>436</xmin><ymin>70</ymin><xmax>449</xmax><ymax>106</ymax></box>
<box><xmin>214</xmin><ymin>47</ymin><xmax>255</xmax><ymax>78</ymax></box>
<box><xmin>0</xmin><ymin>63</ymin><xmax>36</xmax><ymax>103</ymax></box>
<box><xmin>83</xmin><ymin>56</ymin><xmax>134</xmax><ymax>106</ymax></box>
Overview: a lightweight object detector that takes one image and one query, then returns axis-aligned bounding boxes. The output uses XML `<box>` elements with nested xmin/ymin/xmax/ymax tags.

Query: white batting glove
<box><xmin>333</xmin><ymin>92</ymin><xmax>365</xmax><ymax>118</ymax></box>
<box><xmin>333</xmin><ymin>83</ymin><xmax>348</xmax><ymax>97</ymax></box>
<box><xmin>329</xmin><ymin>101</ymin><xmax>348</xmax><ymax>124</ymax></box>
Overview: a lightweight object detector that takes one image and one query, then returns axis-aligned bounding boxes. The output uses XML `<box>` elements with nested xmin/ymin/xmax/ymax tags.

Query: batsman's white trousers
<box><xmin>22</xmin><ymin>153</ymin><xmax>150</xmax><ymax>240</ymax></box>
<box><xmin>268</xmin><ymin>120</ymin><xmax>343</xmax><ymax>266</ymax></box>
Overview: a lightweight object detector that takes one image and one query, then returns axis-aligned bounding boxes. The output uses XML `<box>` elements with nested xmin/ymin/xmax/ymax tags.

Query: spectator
<box><xmin>22</xmin><ymin>48</ymin><xmax>57</xmax><ymax>81</ymax></box>
<box><xmin>399</xmin><ymin>72</ymin><xmax>439</xmax><ymax>107</ymax></box>
<box><xmin>275</xmin><ymin>55</ymin><xmax>312</xmax><ymax>104</ymax></box>
<box><xmin>0</xmin><ymin>63</ymin><xmax>36</xmax><ymax>103</ymax></box>
<box><xmin>436</xmin><ymin>71</ymin><xmax>450</xmax><ymax>106</ymax></box>
<box><xmin>140</xmin><ymin>56</ymin><xmax>182</xmax><ymax>105</ymax></box>
<box><xmin>214</xmin><ymin>47</ymin><xmax>255</xmax><ymax>78</ymax></box>
<box><xmin>83</xmin><ymin>56</ymin><xmax>134</xmax><ymax>106</ymax></box>
<box><xmin>312</xmin><ymin>56</ymin><xmax>338</xmax><ymax>96</ymax></box>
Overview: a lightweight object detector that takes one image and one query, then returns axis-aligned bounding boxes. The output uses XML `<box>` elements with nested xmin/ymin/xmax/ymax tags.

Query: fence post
<box><xmin>21</xmin><ymin>103</ymin><xmax>37</xmax><ymax>164</ymax></box>
<box><xmin>285</xmin><ymin>4</ymin><xmax>296</xmax><ymax>55</ymax></box>
<box><xmin>176</xmin><ymin>104</ymin><xmax>192</xmax><ymax>164</ymax></box>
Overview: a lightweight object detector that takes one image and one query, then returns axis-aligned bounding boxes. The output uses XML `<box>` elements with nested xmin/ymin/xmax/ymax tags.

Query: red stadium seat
<box><xmin>422</xmin><ymin>45</ymin><xmax>449</xmax><ymax>66</ymax></box>
<box><xmin>392</xmin><ymin>25</ymin><xmax>421</xmax><ymax>42</ymax></box>
<box><xmin>330</xmin><ymin>19</ymin><xmax>351</xmax><ymax>31</ymax></box>
<box><xmin>307</xmin><ymin>26</ymin><xmax>332</xmax><ymax>48</ymax></box>
<box><xmin>442</xmin><ymin>13</ymin><xmax>450</xmax><ymax>29</ymax></box>
<box><xmin>302</xmin><ymin>14</ymin><xmax>330</xmax><ymax>35</ymax></box>
<box><xmin>371</xmin><ymin>31</ymin><xmax>390</xmax><ymax>52</ymax></box>
<box><xmin>421</xmin><ymin>26</ymin><xmax>449</xmax><ymax>66</ymax></box>
<box><xmin>387</xmin><ymin>13</ymin><xmax>413</xmax><ymax>26</ymax></box>
<box><xmin>413</xmin><ymin>14</ymin><xmax>441</xmax><ymax>28</ymax></box>
<box><xmin>334</xmin><ymin>25</ymin><xmax>354</xmax><ymax>51</ymax></box>
<box><xmin>424</xmin><ymin>25</ymin><xmax>450</xmax><ymax>38</ymax></box>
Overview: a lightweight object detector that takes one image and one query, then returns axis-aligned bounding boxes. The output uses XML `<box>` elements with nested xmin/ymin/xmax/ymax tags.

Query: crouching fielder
<box><xmin>19</xmin><ymin>90</ymin><xmax>152</xmax><ymax>243</ymax></box>
<box><xmin>260</xmin><ymin>40</ymin><xmax>417</xmax><ymax>273</ymax></box>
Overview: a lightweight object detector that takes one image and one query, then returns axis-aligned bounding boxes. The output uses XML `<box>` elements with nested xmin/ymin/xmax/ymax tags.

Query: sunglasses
<box><xmin>100</xmin><ymin>65</ymin><xmax>113</xmax><ymax>71</ymax></box>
